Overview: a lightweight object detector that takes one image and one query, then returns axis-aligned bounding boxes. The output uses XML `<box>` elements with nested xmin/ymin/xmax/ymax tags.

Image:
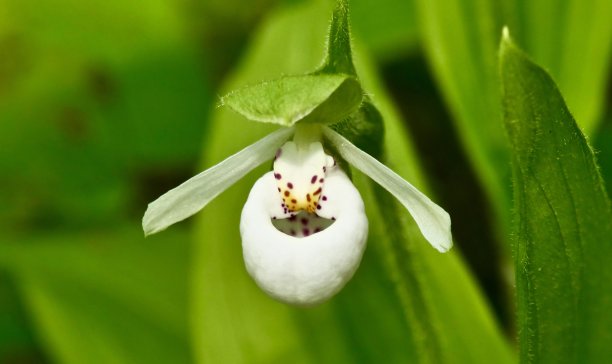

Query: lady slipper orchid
<box><xmin>142</xmin><ymin>123</ymin><xmax>452</xmax><ymax>306</ymax></box>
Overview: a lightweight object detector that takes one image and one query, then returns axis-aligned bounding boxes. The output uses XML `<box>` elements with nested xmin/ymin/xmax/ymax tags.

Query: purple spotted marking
<box><xmin>289</xmin><ymin>215</ymin><xmax>297</xmax><ymax>221</ymax></box>
<box><xmin>301</xmin><ymin>218</ymin><xmax>309</xmax><ymax>226</ymax></box>
<box><xmin>287</xmin><ymin>182</ymin><xmax>293</xmax><ymax>189</ymax></box>
<box><xmin>322</xmin><ymin>196</ymin><xmax>327</xmax><ymax>201</ymax></box>
<box><xmin>284</xmin><ymin>190</ymin><xmax>290</xmax><ymax>197</ymax></box>
<box><xmin>274</xmin><ymin>173</ymin><xmax>282</xmax><ymax>180</ymax></box>
<box><xmin>319</xmin><ymin>178</ymin><xmax>324</xmax><ymax>183</ymax></box>
<box><xmin>310</xmin><ymin>175</ymin><xmax>317</xmax><ymax>184</ymax></box>
<box><xmin>316</xmin><ymin>204</ymin><xmax>321</xmax><ymax>210</ymax></box>
<box><xmin>323</xmin><ymin>166</ymin><xmax>326</xmax><ymax>172</ymax></box>
<box><xmin>331</xmin><ymin>217</ymin><xmax>336</xmax><ymax>220</ymax></box>
<box><xmin>302</xmin><ymin>228</ymin><xmax>310</xmax><ymax>237</ymax></box>
<box><xmin>314</xmin><ymin>227</ymin><xmax>322</xmax><ymax>233</ymax></box>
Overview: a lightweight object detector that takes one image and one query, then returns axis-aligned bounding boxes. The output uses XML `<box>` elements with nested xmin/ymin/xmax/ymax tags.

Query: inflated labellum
<box><xmin>241</xmin><ymin>140</ymin><xmax>368</xmax><ymax>305</ymax></box>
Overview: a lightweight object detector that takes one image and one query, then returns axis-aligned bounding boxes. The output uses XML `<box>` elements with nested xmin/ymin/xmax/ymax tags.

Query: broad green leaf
<box><xmin>505</xmin><ymin>0</ymin><xmax>612</xmax><ymax>134</ymax></box>
<box><xmin>500</xmin><ymin>31</ymin><xmax>612</xmax><ymax>363</ymax></box>
<box><xmin>0</xmin><ymin>228</ymin><xmax>192</xmax><ymax>364</ymax></box>
<box><xmin>221</xmin><ymin>74</ymin><xmax>362</xmax><ymax>126</ymax></box>
<box><xmin>414</xmin><ymin>0</ymin><xmax>511</xmax><ymax>243</ymax></box>
<box><xmin>192</xmin><ymin>0</ymin><xmax>513</xmax><ymax>363</ymax></box>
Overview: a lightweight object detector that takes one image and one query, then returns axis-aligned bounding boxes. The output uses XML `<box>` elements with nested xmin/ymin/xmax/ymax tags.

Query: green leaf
<box><xmin>504</xmin><ymin>0</ymin><xmax>612</xmax><ymax>134</ymax></box>
<box><xmin>0</xmin><ymin>228</ymin><xmax>192</xmax><ymax>364</ymax></box>
<box><xmin>220</xmin><ymin>74</ymin><xmax>362</xmax><ymax>126</ymax></box>
<box><xmin>192</xmin><ymin>1</ymin><xmax>513</xmax><ymax>363</ymax></box>
<box><xmin>414</xmin><ymin>0</ymin><xmax>511</xmax><ymax>243</ymax></box>
<box><xmin>500</xmin><ymin>30</ymin><xmax>612</xmax><ymax>363</ymax></box>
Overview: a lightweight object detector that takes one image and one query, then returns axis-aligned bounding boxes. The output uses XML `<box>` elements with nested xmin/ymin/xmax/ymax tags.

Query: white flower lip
<box><xmin>240</xmin><ymin>167</ymin><xmax>368</xmax><ymax>306</ymax></box>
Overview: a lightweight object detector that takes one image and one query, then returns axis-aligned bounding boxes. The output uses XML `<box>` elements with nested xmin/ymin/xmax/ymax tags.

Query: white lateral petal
<box><xmin>323</xmin><ymin>127</ymin><xmax>452</xmax><ymax>252</ymax></box>
<box><xmin>143</xmin><ymin>127</ymin><xmax>294</xmax><ymax>236</ymax></box>
<box><xmin>240</xmin><ymin>168</ymin><xmax>368</xmax><ymax>306</ymax></box>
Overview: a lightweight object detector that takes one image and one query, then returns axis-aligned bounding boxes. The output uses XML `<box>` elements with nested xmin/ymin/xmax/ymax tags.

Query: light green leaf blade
<box><xmin>0</xmin><ymin>228</ymin><xmax>192</xmax><ymax>364</ymax></box>
<box><xmin>506</xmin><ymin>0</ymin><xmax>612</xmax><ymax>134</ymax></box>
<box><xmin>220</xmin><ymin>74</ymin><xmax>362</xmax><ymax>126</ymax></box>
<box><xmin>414</xmin><ymin>0</ymin><xmax>511</xmax><ymax>242</ymax></box>
<box><xmin>500</xmin><ymin>31</ymin><xmax>612</xmax><ymax>363</ymax></box>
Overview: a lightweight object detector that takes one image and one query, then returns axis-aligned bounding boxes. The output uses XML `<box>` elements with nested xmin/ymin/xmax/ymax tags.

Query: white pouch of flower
<box><xmin>241</xmin><ymin>141</ymin><xmax>368</xmax><ymax>306</ymax></box>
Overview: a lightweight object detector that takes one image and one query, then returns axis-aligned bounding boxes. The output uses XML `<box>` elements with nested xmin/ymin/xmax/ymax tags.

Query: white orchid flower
<box><xmin>143</xmin><ymin>123</ymin><xmax>452</xmax><ymax>306</ymax></box>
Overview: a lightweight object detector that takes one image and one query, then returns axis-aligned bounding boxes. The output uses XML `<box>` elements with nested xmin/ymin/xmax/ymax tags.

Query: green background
<box><xmin>1</xmin><ymin>0</ymin><xmax>611</xmax><ymax>363</ymax></box>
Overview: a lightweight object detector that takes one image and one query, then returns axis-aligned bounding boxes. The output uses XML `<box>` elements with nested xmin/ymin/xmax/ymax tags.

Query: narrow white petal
<box><xmin>323</xmin><ymin>127</ymin><xmax>452</xmax><ymax>252</ymax></box>
<box><xmin>143</xmin><ymin>127</ymin><xmax>294</xmax><ymax>236</ymax></box>
<box><xmin>241</xmin><ymin>168</ymin><xmax>368</xmax><ymax>306</ymax></box>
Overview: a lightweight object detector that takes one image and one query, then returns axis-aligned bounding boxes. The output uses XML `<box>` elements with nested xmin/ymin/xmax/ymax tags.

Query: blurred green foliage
<box><xmin>0</xmin><ymin>229</ymin><xmax>192</xmax><ymax>364</ymax></box>
<box><xmin>0</xmin><ymin>0</ymin><xmax>611</xmax><ymax>363</ymax></box>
